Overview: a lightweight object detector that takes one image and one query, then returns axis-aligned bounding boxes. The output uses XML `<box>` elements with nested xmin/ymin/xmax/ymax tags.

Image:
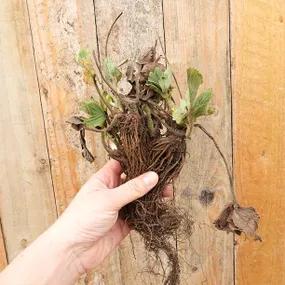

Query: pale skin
<box><xmin>0</xmin><ymin>160</ymin><xmax>173</xmax><ymax>285</ymax></box>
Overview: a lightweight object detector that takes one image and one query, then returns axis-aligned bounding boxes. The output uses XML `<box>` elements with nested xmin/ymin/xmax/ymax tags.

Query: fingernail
<box><xmin>142</xmin><ymin>171</ymin><xmax>158</xmax><ymax>187</ymax></box>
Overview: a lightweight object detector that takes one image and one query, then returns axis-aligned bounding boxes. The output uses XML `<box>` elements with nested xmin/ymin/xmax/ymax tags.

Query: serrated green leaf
<box><xmin>191</xmin><ymin>89</ymin><xmax>213</xmax><ymax>118</ymax></box>
<box><xmin>103</xmin><ymin>57</ymin><xmax>122</xmax><ymax>84</ymax></box>
<box><xmin>187</xmin><ymin>68</ymin><xmax>203</xmax><ymax>104</ymax></box>
<box><xmin>172</xmin><ymin>98</ymin><xmax>190</xmax><ymax>125</ymax></box>
<box><xmin>80</xmin><ymin>100</ymin><xmax>106</xmax><ymax>128</ymax></box>
<box><xmin>147</xmin><ymin>67</ymin><xmax>172</xmax><ymax>96</ymax></box>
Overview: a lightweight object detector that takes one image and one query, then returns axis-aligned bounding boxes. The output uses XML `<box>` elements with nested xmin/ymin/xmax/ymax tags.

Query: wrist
<box><xmin>39</xmin><ymin>223</ymin><xmax>85</xmax><ymax>283</ymax></box>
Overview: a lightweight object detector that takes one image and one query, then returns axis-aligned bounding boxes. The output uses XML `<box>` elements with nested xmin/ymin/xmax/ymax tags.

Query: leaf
<box><xmin>147</xmin><ymin>67</ymin><xmax>172</xmax><ymax>96</ymax></box>
<box><xmin>214</xmin><ymin>203</ymin><xmax>261</xmax><ymax>241</ymax></box>
<box><xmin>103</xmin><ymin>57</ymin><xmax>122</xmax><ymax>84</ymax></box>
<box><xmin>117</xmin><ymin>78</ymin><xmax>133</xmax><ymax>95</ymax></box>
<box><xmin>187</xmin><ymin>68</ymin><xmax>203</xmax><ymax>104</ymax></box>
<box><xmin>159</xmin><ymin>68</ymin><xmax>172</xmax><ymax>94</ymax></box>
<box><xmin>172</xmin><ymin>98</ymin><xmax>190</xmax><ymax>125</ymax></box>
<box><xmin>79</xmin><ymin>129</ymin><xmax>94</xmax><ymax>163</ymax></box>
<box><xmin>67</xmin><ymin>116</ymin><xmax>85</xmax><ymax>131</ymax></box>
<box><xmin>80</xmin><ymin>100</ymin><xmax>106</xmax><ymax>128</ymax></box>
<box><xmin>76</xmin><ymin>49</ymin><xmax>95</xmax><ymax>85</ymax></box>
<box><xmin>191</xmin><ymin>89</ymin><xmax>213</xmax><ymax>118</ymax></box>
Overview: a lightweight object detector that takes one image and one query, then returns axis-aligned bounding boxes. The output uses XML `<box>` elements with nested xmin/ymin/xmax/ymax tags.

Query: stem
<box><xmin>92</xmin><ymin>75</ymin><xmax>114</xmax><ymax>116</ymax></box>
<box><xmin>194</xmin><ymin>123</ymin><xmax>236</xmax><ymax>202</ymax></box>
<box><xmin>105</xmin><ymin>12</ymin><xmax>123</xmax><ymax>58</ymax></box>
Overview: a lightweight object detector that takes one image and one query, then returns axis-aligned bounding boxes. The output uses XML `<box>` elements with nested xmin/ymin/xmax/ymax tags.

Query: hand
<box><xmin>51</xmin><ymin>159</ymin><xmax>172</xmax><ymax>275</ymax></box>
<box><xmin>0</xmin><ymin>159</ymin><xmax>173</xmax><ymax>285</ymax></box>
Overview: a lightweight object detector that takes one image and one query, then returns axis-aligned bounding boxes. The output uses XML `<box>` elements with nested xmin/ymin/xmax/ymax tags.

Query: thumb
<box><xmin>110</xmin><ymin>171</ymin><xmax>158</xmax><ymax>209</ymax></box>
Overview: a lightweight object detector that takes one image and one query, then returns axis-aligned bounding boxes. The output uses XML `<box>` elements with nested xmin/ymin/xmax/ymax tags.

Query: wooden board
<box><xmin>0</xmin><ymin>223</ymin><xmax>7</xmax><ymax>270</ymax></box>
<box><xmin>231</xmin><ymin>1</ymin><xmax>285</xmax><ymax>284</ymax></box>
<box><xmin>94</xmin><ymin>1</ymin><xmax>166</xmax><ymax>284</ymax></box>
<box><xmin>163</xmin><ymin>1</ymin><xmax>234</xmax><ymax>284</ymax></box>
<box><xmin>0</xmin><ymin>0</ymin><xmax>57</xmax><ymax>262</ymax></box>
<box><xmin>25</xmin><ymin>0</ymin><xmax>107</xmax><ymax>215</ymax></box>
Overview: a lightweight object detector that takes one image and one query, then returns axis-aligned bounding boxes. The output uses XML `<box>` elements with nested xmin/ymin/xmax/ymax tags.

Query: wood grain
<box><xmin>0</xmin><ymin>222</ymin><xmax>7</xmax><ymax>270</ymax></box>
<box><xmin>231</xmin><ymin>1</ymin><xmax>285</xmax><ymax>284</ymax></box>
<box><xmin>163</xmin><ymin>1</ymin><xmax>234</xmax><ymax>284</ymax></box>
<box><xmin>0</xmin><ymin>0</ymin><xmax>57</xmax><ymax>262</ymax></box>
<box><xmin>25</xmin><ymin>0</ymin><xmax>107</xmax><ymax>215</ymax></box>
<box><xmin>94</xmin><ymin>1</ymin><xmax>165</xmax><ymax>284</ymax></box>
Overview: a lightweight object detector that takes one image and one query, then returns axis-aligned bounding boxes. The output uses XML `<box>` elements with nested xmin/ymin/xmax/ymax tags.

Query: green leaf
<box><xmin>76</xmin><ymin>49</ymin><xmax>95</xmax><ymax>85</ymax></box>
<box><xmin>80</xmin><ymin>100</ymin><xmax>106</xmax><ymax>128</ymax></box>
<box><xmin>147</xmin><ymin>67</ymin><xmax>172</xmax><ymax>96</ymax></box>
<box><xmin>191</xmin><ymin>89</ymin><xmax>213</xmax><ymax>118</ymax></box>
<box><xmin>172</xmin><ymin>98</ymin><xmax>190</xmax><ymax>125</ymax></box>
<box><xmin>77</xmin><ymin>49</ymin><xmax>90</xmax><ymax>62</ymax></box>
<box><xmin>103</xmin><ymin>58</ymin><xmax>122</xmax><ymax>84</ymax></box>
<box><xmin>187</xmin><ymin>68</ymin><xmax>203</xmax><ymax>104</ymax></box>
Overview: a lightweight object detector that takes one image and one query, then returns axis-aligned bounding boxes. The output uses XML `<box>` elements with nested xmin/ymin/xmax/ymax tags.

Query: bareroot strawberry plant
<box><xmin>69</xmin><ymin>17</ymin><xmax>260</xmax><ymax>285</ymax></box>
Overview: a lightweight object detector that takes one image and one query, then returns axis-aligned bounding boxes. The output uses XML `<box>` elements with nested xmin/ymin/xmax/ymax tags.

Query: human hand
<box><xmin>50</xmin><ymin>159</ymin><xmax>172</xmax><ymax>275</ymax></box>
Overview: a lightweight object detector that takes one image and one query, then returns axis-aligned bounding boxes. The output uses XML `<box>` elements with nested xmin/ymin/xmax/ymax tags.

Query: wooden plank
<box><xmin>26</xmin><ymin>1</ymin><xmax>120</xmax><ymax>284</ymax></box>
<box><xmin>94</xmin><ymin>1</ymin><xmax>166</xmax><ymax>284</ymax></box>
<box><xmin>231</xmin><ymin>1</ymin><xmax>285</xmax><ymax>284</ymax></box>
<box><xmin>0</xmin><ymin>0</ymin><xmax>57</xmax><ymax>262</ymax></box>
<box><xmin>0</xmin><ymin>222</ymin><xmax>7</xmax><ymax>270</ymax></box>
<box><xmin>163</xmin><ymin>1</ymin><xmax>234</xmax><ymax>284</ymax></box>
<box><xmin>26</xmin><ymin>0</ymin><xmax>107</xmax><ymax>214</ymax></box>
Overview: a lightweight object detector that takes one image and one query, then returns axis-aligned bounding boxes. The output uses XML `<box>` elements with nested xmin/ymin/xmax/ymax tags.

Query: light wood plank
<box><xmin>94</xmin><ymin>1</ymin><xmax>165</xmax><ymax>284</ymax></box>
<box><xmin>163</xmin><ymin>1</ymin><xmax>234</xmax><ymax>284</ymax></box>
<box><xmin>0</xmin><ymin>222</ymin><xmax>7</xmax><ymax>270</ymax></box>
<box><xmin>232</xmin><ymin>1</ymin><xmax>285</xmax><ymax>284</ymax></box>
<box><xmin>26</xmin><ymin>0</ymin><xmax>107</xmax><ymax>214</ymax></box>
<box><xmin>26</xmin><ymin>1</ymin><xmax>119</xmax><ymax>284</ymax></box>
<box><xmin>0</xmin><ymin>0</ymin><xmax>57</xmax><ymax>262</ymax></box>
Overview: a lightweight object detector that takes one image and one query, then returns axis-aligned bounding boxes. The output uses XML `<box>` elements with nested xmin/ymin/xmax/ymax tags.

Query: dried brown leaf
<box><xmin>137</xmin><ymin>46</ymin><xmax>157</xmax><ymax>64</ymax></box>
<box><xmin>67</xmin><ymin>116</ymin><xmax>85</xmax><ymax>131</ymax></box>
<box><xmin>79</xmin><ymin>129</ymin><xmax>94</xmax><ymax>163</ymax></box>
<box><xmin>214</xmin><ymin>203</ymin><xmax>261</xmax><ymax>241</ymax></box>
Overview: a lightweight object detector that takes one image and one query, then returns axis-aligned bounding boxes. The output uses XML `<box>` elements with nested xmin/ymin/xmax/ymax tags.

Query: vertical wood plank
<box><xmin>26</xmin><ymin>0</ymin><xmax>106</xmax><ymax>215</ymax></box>
<box><xmin>163</xmin><ymin>1</ymin><xmax>234</xmax><ymax>284</ymax></box>
<box><xmin>232</xmin><ymin>1</ymin><xmax>285</xmax><ymax>284</ymax></box>
<box><xmin>0</xmin><ymin>0</ymin><xmax>57</xmax><ymax>262</ymax></box>
<box><xmin>0</xmin><ymin>223</ymin><xmax>7</xmax><ymax>270</ymax></box>
<box><xmin>26</xmin><ymin>1</ymin><xmax>121</xmax><ymax>284</ymax></box>
<box><xmin>94</xmin><ymin>1</ymin><xmax>165</xmax><ymax>284</ymax></box>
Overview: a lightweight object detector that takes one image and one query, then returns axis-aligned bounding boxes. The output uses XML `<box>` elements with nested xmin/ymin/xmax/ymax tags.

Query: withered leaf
<box><xmin>141</xmin><ymin>62</ymin><xmax>165</xmax><ymax>80</ymax></box>
<box><xmin>79</xmin><ymin>129</ymin><xmax>94</xmax><ymax>163</ymax></box>
<box><xmin>137</xmin><ymin>46</ymin><xmax>156</xmax><ymax>64</ymax></box>
<box><xmin>214</xmin><ymin>203</ymin><xmax>261</xmax><ymax>241</ymax></box>
<box><xmin>67</xmin><ymin>116</ymin><xmax>85</xmax><ymax>131</ymax></box>
<box><xmin>117</xmin><ymin>78</ymin><xmax>133</xmax><ymax>96</ymax></box>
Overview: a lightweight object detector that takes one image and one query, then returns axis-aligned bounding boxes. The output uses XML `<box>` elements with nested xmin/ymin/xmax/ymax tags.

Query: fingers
<box><xmin>110</xmin><ymin>171</ymin><xmax>158</xmax><ymax>209</ymax></box>
<box><xmin>84</xmin><ymin>160</ymin><xmax>122</xmax><ymax>189</ymax></box>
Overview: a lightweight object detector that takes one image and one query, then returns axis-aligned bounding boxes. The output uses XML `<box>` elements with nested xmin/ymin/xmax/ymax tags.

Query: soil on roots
<box><xmin>106</xmin><ymin>112</ymin><xmax>190</xmax><ymax>285</ymax></box>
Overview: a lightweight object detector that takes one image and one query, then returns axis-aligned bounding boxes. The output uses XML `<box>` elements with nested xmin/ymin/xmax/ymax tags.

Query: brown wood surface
<box><xmin>0</xmin><ymin>0</ymin><xmax>57</xmax><ymax>264</ymax></box>
<box><xmin>1</xmin><ymin>0</ymin><xmax>283</xmax><ymax>284</ymax></box>
<box><xmin>232</xmin><ymin>1</ymin><xmax>285</xmax><ymax>284</ymax></box>
<box><xmin>163</xmin><ymin>1</ymin><xmax>234</xmax><ymax>284</ymax></box>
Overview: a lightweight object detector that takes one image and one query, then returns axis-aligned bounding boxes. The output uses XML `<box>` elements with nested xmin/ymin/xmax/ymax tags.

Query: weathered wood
<box><xmin>94</xmin><ymin>1</ymin><xmax>165</xmax><ymax>284</ymax></box>
<box><xmin>163</xmin><ymin>1</ymin><xmax>234</xmax><ymax>284</ymax></box>
<box><xmin>26</xmin><ymin>1</ymin><xmax>119</xmax><ymax>284</ymax></box>
<box><xmin>26</xmin><ymin>0</ymin><xmax>107</xmax><ymax>215</ymax></box>
<box><xmin>0</xmin><ymin>223</ymin><xmax>7</xmax><ymax>270</ymax></box>
<box><xmin>231</xmin><ymin>1</ymin><xmax>285</xmax><ymax>284</ymax></box>
<box><xmin>0</xmin><ymin>0</ymin><xmax>57</xmax><ymax>262</ymax></box>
